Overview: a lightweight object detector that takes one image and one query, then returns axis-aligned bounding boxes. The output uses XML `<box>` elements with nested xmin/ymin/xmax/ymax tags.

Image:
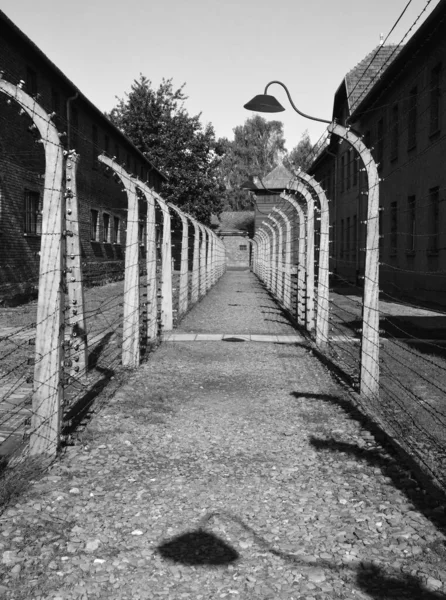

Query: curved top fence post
<box><xmin>328</xmin><ymin>122</ymin><xmax>380</xmax><ymax>400</ymax></box>
<box><xmin>281</xmin><ymin>192</ymin><xmax>307</xmax><ymax>327</ymax></box>
<box><xmin>286</xmin><ymin>180</ymin><xmax>315</xmax><ymax>333</ymax></box>
<box><xmin>99</xmin><ymin>155</ymin><xmax>140</xmax><ymax>367</ymax></box>
<box><xmin>294</xmin><ymin>169</ymin><xmax>330</xmax><ymax>346</ymax></box>
<box><xmin>0</xmin><ymin>79</ymin><xmax>65</xmax><ymax>458</ymax></box>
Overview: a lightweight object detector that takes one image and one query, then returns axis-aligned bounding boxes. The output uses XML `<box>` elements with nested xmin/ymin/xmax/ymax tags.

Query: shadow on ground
<box><xmin>156</xmin><ymin>511</ymin><xmax>446</xmax><ymax>598</ymax></box>
<box><xmin>157</xmin><ymin>530</ymin><xmax>239</xmax><ymax>566</ymax></box>
<box><xmin>357</xmin><ymin>564</ymin><xmax>446</xmax><ymax>599</ymax></box>
<box><xmin>291</xmin><ymin>392</ymin><xmax>446</xmax><ymax>534</ymax></box>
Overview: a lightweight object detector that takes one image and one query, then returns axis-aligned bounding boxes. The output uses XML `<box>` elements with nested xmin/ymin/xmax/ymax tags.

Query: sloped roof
<box><xmin>259</xmin><ymin>164</ymin><xmax>294</xmax><ymax>190</ymax></box>
<box><xmin>345</xmin><ymin>44</ymin><xmax>403</xmax><ymax>113</ymax></box>
<box><xmin>212</xmin><ymin>211</ymin><xmax>254</xmax><ymax>233</ymax></box>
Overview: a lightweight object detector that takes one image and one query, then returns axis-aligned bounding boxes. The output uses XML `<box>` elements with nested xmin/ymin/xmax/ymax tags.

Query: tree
<box><xmin>108</xmin><ymin>75</ymin><xmax>224</xmax><ymax>224</ymax></box>
<box><xmin>284</xmin><ymin>130</ymin><xmax>325</xmax><ymax>173</ymax></box>
<box><xmin>217</xmin><ymin>115</ymin><xmax>287</xmax><ymax>210</ymax></box>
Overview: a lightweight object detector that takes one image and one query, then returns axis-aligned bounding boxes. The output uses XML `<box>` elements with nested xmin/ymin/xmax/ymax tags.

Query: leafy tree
<box><xmin>284</xmin><ymin>130</ymin><xmax>325</xmax><ymax>173</ymax></box>
<box><xmin>108</xmin><ymin>75</ymin><xmax>224</xmax><ymax>224</ymax></box>
<box><xmin>217</xmin><ymin>116</ymin><xmax>287</xmax><ymax>210</ymax></box>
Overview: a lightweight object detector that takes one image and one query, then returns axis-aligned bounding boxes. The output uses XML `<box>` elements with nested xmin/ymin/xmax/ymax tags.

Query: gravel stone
<box><xmin>0</xmin><ymin>271</ymin><xmax>445</xmax><ymax>599</ymax></box>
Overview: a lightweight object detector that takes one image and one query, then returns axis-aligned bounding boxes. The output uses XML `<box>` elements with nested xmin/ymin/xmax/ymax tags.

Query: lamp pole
<box><xmin>244</xmin><ymin>82</ymin><xmax>380</xmax><ymax>401</ymax></box>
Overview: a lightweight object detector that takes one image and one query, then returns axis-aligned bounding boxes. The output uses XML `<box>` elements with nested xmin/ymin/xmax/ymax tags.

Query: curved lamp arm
<box><xmin>264</xmin><ymin>81</ymin><xmax>331</xmax><ymax>124</ymax></box>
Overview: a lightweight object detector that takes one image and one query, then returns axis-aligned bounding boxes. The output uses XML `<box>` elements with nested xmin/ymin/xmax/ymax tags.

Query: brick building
<box><xmin>212</xmin><ymin>212</ymin><xmax>254</xmax><ymax>269</ymax></box>
<box><xmin>311</xmin><ymin>0</ymin><xmax>446</xmax><ymax>306</ymax></box>
<box><xmin>0</xmin><ymin>9</ymin><xmax>166</xmax><ymax>303</ymax></box>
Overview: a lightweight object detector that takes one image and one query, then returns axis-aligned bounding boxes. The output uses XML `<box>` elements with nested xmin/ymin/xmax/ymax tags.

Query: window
<box><xmin>340</xmin><ymin>155</ymin><xmax>345</xmax><ymax>192</ymax></box>
<box><xmin>239</xmin><ymin>244</ymin><xmax>247</xmax><ymax>251</ymax></box>
<box><xmin>428</xmin><ymin>187</ymin><xmax>440</xmax><ymax>253</ymax></box>
<box><xmin>24</xmin><ymin>190</ymin><xmax>41</xmax><ymax>235</ymax></box>
<box><xmin>408</xmin><ymin>86</ymin><xmax>417</xmax><ymax>149</ymax></box>
<box><xmin>346</xmin><ymin>150</ymin><xmax>351</xmax><ymax>190</ymax></box>
<box><xmin>92</xmin><ymin>124</ymin><xmax>98</xmax><ymax>169</ymax></box>
<box><xmin>91</xmin><ymin>209</ymin><xmax>99</xmax><ymax>241</ymax></box>
<box><xmin>353</xmin><ymin>214</ymin><xmax>357</xmax><ymax>256</ymax></box>
<box><xmin>112</xmin><ymin>216</ymin><xmax>120</xmax><ymax>244</ymax></box>
<box><xmin>140</xmin><ymin>164</ymin><xmax>145</xmax><ymax>180</ymax></box>
<box><xmin>430</xmin><ymin>64</ymin><xmax>442</xmax><ymax>135</ymax></box>
<box><xmin>407</xmin><ymin>195</ymin><xmax>416</xmax><ymax>253</ymax></box>
<box><xmin>26</xmin><ymin>67</ymin><xmax>37</xmax><ymax>96</ymax></box>
<box><xmin>376</xmin><ymin>118</ymin><xmax>384</xmax><ymax>168</ymax></box>
<box><xmin>71</xmin><ymin>107</ymin><xmax>79</xmax><ymax>150</ymax></box>
<box><xmin>390</xmin><ymin>104</ymin><xmax>399</xmax><ymax>161</ymax></box>
<box><xmin>103</xmin><ymin>213</ymin><xmax>110</xmax><ymax>243</ymax></box>
<box><xmin>104</xmin><ymin>134</ymin><xmax>110</xmax><ymax>155</ymax></box>
<box><xmin>114</xmin><ymin>144</ymin><xmax>120</xmax><ymax>162</ymax></box>
<box><xmin>340</xmin><ymin>219</ymin><xmax>345</xmax><ymax>259</ymax></box>
<box><xmin>346</xmin><ymin>217</ymin><xmax>351</xmax><ymax>257</ymax></box>
<box><xmin>390</xmin><ymin>201</ymin><xmax>397</xmax><ymax>255</ymax></box>
<box><xmin>353</xmin><ymin>155</ymin><xmax>358</xmax><ymax>187</ymax></box>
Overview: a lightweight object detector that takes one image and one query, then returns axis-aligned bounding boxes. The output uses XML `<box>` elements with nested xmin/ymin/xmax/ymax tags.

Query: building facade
<box><xmin>311</xmin><ymin>0</ymin><xmax>446</xmax><ymax>306</ymax></box>
<box><xmin>0</xmin><ymin>10</ymin><xmax>166</xmax><ymax>303</ymax></box>
<box><xmin>212</xmin><ymin>212</ymin><xmax>254</xmax><ymax>269</ymax></box>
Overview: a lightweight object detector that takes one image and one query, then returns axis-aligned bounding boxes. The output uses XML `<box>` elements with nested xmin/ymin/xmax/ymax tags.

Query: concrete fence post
<box><xmin>198</xmin><ymin>224</ymin><xmax>207</xmax><ymax>297</ymax></box>
<box><xmin>64</xmin><ymin>152</ymin><xmax>88</xmax><ymax>381</ymax></box>
<box><xmin>294</xmin><ymin>170</ymin><xmax>330</xmax><ymax>347</ymax></box>
<box><xmin>281</xmin><ymin>192</ymin><xmax>307</xmax><ymax>327</ymax></box>
<box><xmin>190</xmin><ymin>218</ymin><xmax>200</xmax><ymax>304</ymax></box>
<box><xmin>0</xmin><ymin>79</ymin><xmax>65</xmax><ymax>458</ymax></box>
<box><xmin>99</xmin><ymin>155</ymin><xmax>140</xmax><ymax>367</ymax></box>
<box><xmin>272</xmin><ymin>207</ymin><xmax>292</xmax><ymax>310</ymax></box>
<box><xmin>265</xmin><ymin>214</ymin><xmax>283</xmax><ymax>302</ymax></box>
<box><xmin>168</xmin><ymin>203</ymin><xmax>189</xmax><ymax>317</ymax></box>
<box><xmin>329</xmin><ymin>123</ymin><xmax>380</xmax><ymax>400</ymax></box>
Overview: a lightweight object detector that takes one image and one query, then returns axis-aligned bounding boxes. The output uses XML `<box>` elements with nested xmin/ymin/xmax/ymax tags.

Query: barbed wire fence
<box><xmin>0</xmin><ymin>76</ymin><xmax>225</xmax><ymax>470</ymax></box>
<box><xmin>251</xmin><ymin>4</ymin><xmax>446</xmax><ymax>492</ymax></box>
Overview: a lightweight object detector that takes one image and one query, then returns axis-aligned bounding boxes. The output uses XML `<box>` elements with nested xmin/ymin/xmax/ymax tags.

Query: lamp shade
<box><xmin>243</xmin><ymin>94</ymin><xmax>285</xmax><ymax>113</ymax></box>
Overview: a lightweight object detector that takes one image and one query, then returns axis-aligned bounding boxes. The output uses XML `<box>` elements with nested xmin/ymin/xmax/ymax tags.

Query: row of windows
<box><xmin>337</xmin><ymin>187</ymin><xmax>441</xmax><ymax>258</ymax></box>
<box><xmin>367</xmin><ymin>62</ymin><xmax>442</xmax><ymax>167</ymax></box>
<box><xmin>334</xmin><ymin>63</ymin><xmax>443</xmax><ymax>192</ymax></box>
<box><xmin>387</xmin><ymin>187</ymin><xmax>440</xmax><ymax>255</ymax></box>
<box><xmin>90</xmin><ymin>209</ymin><xmax>121</xmax><ymax>244</ymax></box>
<box><xmin>23</xmin><ymin>191</ymin><xmax>123</xmax><ymax>246</ymax></box>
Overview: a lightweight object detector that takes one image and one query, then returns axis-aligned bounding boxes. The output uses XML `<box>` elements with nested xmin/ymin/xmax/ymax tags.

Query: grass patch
<box><xmin>0</xmin><ymin>457</ymin><xmax>46</xmax><ymax>512</ymax></box>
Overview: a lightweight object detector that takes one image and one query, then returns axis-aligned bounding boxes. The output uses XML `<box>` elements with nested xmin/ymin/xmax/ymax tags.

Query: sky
<box><xmin>1</xmin><ymin>0</ymin><xmax>439</xmax><ymax>151</ymax></box>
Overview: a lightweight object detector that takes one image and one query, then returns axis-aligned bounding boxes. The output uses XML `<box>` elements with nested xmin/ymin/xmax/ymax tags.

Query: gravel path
<box><xmin>1</xmin><ymin>271</ymin><xmax>445</xmax><ymax>599</ymax></box>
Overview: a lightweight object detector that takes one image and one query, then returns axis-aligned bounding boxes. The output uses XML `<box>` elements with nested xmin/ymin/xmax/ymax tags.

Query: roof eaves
<box><xmin>0</xmin><ymin>9</ymin><xmax>168</xmax><ymax>183</ymax></box>
<box><xmin>351</xmin><ymin>1</ymin><xmax>446</xmax><ymax>119</ymax></box>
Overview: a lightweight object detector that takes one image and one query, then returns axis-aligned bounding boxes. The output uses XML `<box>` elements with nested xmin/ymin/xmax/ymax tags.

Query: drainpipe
<box><xmin>66</xmin><ymin>92</ymin><xmax>79</xmax><ymax>150</ymax></box>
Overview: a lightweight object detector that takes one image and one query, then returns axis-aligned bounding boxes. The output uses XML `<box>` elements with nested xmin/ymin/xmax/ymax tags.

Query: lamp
<box><xmin>244</xmin><ymin>80</ymin><xmax>330</xmax><ymax>124</ymax></box>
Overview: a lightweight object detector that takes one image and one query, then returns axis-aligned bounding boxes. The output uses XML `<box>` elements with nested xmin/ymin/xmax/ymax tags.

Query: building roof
<box><xmin>0</xmin><ymin>9</ymin><xmax>167</xmax><ymax>182</ymax></box>
<box><xmin>212</xmin><ymin>211</ymin><xmax>254</xmax><ymax>233</ymax></box>
<box><xmin>352</xmin><ymin>0</ymin><xmax>446</xmax><ymax>118</ymax></box>
<box><xmin>345</xmin><ymin>44</ymin><xmax>403</xmax><ymax>114</ymax></box>
<box><xmin>258</xmin><ymin>164</ymin><xmax>294</xmax><ymax>191</ymax></box>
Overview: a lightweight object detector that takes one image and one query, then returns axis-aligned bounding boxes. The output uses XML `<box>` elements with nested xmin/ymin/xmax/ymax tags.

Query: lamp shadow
<box><xmin>156</xmin><ymin>512</ymin><xmax>446</xmax><ymax>599</ymax></box>
<box><xmin>157</xmin><ymin>529</ymin><xmax>239</xmax><ymax>566</ymax></box>
<box><xmin>357</xmin><ymin>563</ymin><xmax>446</xmax><ymax>599</ymax></box>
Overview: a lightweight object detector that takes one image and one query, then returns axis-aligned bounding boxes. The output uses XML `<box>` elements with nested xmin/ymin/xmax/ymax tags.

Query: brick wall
<box><xmin>0</xmin><ymin>13</ymin><xmax>166</xmax><ymax>303</ymax></box>
<box><xmin>222</xmin><ymin>235</ymin><xmax>250</xmax><ymax>268</ymax></box>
